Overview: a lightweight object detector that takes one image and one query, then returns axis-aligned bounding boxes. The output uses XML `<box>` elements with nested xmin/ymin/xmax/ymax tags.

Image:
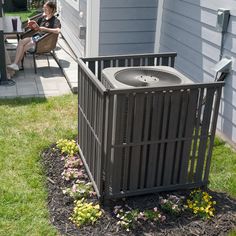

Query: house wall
<box><xmin>99</xmin><ymin>0</ymin><xmax>158</xmax><ymax>56</ymax></box>
<box><xmin>159</xmin><ymin>0</ymin><xmax>236</xmax><ymax>145</ymax></box>
<box><xmin>57</xmin><ymin>0</ymin><xmax>86</xmax><ymax>58</ymax></box>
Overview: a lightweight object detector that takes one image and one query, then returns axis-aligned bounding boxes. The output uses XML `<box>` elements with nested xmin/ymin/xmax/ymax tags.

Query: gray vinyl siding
<box><xmin>99</xmin><ymin>0</ymin><xmax>158</xmax><ymax>56</ymax></box>
<box><xmin>58</xmin><ymin>0</ymin><xmax>86</xmax><ymax>58</ymax></box>
<box><xmin>159</xmin><ymin>0</ymin><xmax>236</xmax><ymax>144</ymax></box>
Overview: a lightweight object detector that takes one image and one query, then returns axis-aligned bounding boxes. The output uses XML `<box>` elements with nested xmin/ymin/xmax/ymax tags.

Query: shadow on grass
<box><xmin>0</xmin><ymin>97</ymin><xmax>47</xmax><ymax>106</ymax></box>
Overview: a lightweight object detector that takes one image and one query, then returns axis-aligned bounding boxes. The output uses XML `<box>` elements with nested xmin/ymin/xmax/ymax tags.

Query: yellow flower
<box><xmin>209</xmin><ymin>211</ymin><xmax>214</xmax><ymax>216</ymax></box>
<box><xmin>96</xmin><ymin>211</ymin><xmax>102</xmax><ymax>217</ymax></box>
<box><xmin>94</xmin><ymin>204</ymin><xmax>100</xmax><ymax>209</ymax></box>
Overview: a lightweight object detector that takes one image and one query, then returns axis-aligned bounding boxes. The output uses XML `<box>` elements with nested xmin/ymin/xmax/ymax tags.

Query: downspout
<box><xmin>154</xmin><ymin>0</ymin><xmax>164</xmax><ymax>53</ymax></box>
<box><xmin>214</xmin><ymin>9</ymin><xmax>231</xmax><ymax>81</ymax></box>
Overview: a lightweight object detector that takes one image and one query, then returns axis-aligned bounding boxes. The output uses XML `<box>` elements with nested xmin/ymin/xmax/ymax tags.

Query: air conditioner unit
<box><xmin>101</xmin><ymin>66</ymin><xmax>193</xmax><ymax>89</ymax></box>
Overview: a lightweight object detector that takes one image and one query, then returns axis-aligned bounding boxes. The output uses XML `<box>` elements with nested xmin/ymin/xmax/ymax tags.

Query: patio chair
<box><xmin>21</xmin><ymin>31</ymin><xmax>59</xmax><ymax>73</ymax></box>
<box><xmin>20</xmin><ymin>13</ymin><xmax>60</xmax><ymax>73</ymax></box>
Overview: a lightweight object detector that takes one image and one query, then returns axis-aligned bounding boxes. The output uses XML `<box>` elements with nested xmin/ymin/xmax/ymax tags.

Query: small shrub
<box><xmin>64</xmin><ymin>156</ymin><xmax>83</xmax><ymax>169</ymax></box>
<box><xmin>114</xmin><ymin>206</ymin><xmax>139</xmax><ymax>231</ymax></box>
<box><xmin>113</xmin><ymin>205</ymin><xmax>166</xmax><ymax>232</ymax></box>
<box><xmin>159</xmin><ymin>194</ymin><xmax>185</xmax><ymax>216</ymax></box>
<box><xmin>62</xmin><ymin>168</ymin><xmax>84</xmax><ymax>181</ymax></box>
<box><xmin>56</xmin><ymin>139</ymin><xmax>79</xmax><ymax>156</ymax></box>
<box><xmin>63</xmin><ymin>180</ymin><xmax>96</xmax><ymax>199</ymax></box>
<box><xmin>141</xmin><ymin>208</ymin><xmax>166</xmax><ymax>222</ymax></box>
<box><xmin>70</xmin><ymin>199</ymin><xmax>102</xmax><ymax>227</ymax></box>
<box><xmin>186</xmin><ymin>189</ymin><xmax>216</xmax><ymax>219</ymax></box>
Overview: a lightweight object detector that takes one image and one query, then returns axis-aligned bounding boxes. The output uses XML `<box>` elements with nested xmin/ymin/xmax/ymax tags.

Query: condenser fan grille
<box><xmin>101</xmin><ymin>66</ymin><xmax>193</xmax><ymax>89</ymax></box>
<box><xmin>115</xmin><ymin>68</ymin><xmax>182</xmax><ymax>87</ymax></box>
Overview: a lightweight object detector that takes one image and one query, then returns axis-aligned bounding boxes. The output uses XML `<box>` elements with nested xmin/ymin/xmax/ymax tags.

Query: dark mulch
<box><xmin>41</xmin><ymin>144</ymin><xmax>236</xmax><ymax>236</ymax></box>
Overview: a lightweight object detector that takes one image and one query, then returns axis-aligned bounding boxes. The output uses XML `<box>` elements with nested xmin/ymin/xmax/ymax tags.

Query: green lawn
<box><xmin>210</xmin><ymin>137</ymin><xmax>236</xmax><ymax>197</ymax></box>
<box><xmin>0</xmin><ymin>95</ymin><xmax>77</xmax><ymax>236</ymax></box>
<box><xmin>0</xmin><ymin>95</ymin><xmax>235</xmax><ymax>235</ymax></box>
<box><xmin>5</xmin><ymin>9</ymin><xmax>39</xmax><ymax>22</ymax></box>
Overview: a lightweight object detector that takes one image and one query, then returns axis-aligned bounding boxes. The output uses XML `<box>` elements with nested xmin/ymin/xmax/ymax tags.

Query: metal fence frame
<box><xmin>77</xmin><ymin>53</ymin><xmax>224</xmax><ymax>200</ymax></box>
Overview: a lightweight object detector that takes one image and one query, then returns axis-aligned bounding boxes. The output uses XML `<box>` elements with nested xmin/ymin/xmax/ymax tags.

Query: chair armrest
<box><xmin>34</xmin><ymin>33</ymin><xmax>59</xmax><ymax>54</ymax></box>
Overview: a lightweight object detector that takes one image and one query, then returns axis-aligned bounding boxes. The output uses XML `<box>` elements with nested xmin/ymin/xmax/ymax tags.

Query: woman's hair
<box><xmin>44</xmin><ymin>1</ymin><xmax>57</xmax><ymax>14</ymax></box>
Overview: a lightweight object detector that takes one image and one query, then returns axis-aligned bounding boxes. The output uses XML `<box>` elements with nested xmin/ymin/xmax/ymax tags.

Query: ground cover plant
<box><xmin>0</xmin><ymin>95</ymin><xmax>236</xmax><ymax>235</ymax></box>
<box><xmin>41</xmin><ymin>138</ymin><xmax>236</xmax><ymax>235</ymax></box>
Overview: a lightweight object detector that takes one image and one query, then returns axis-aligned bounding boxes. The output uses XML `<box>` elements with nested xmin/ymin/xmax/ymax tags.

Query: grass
<box><xmin>0</xmin><ymin>95</ymin><xmax>77</xmax><ymax>236</ymax></box>
<box><xmin>0</xmin><ymin>95</ymin><xmax>235</xmax><ymax>235</ymax></box>
<box><xmin>5</xmin><ymin>9</ymin><xmax>40</xmax><ymax>22</ymax></box>
<box><xmin>210</xmin><ymin>137</ymin><xmax>236</xmax><ymax>197</ymax></box>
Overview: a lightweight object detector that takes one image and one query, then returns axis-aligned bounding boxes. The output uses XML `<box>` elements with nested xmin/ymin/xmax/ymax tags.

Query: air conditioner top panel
<box><xmin>101</xmin><ymin>66</ymin><xmax>193</xmax><ymax>89</ymax></box>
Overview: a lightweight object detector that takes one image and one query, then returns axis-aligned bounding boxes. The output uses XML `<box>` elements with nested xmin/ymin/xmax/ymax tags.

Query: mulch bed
<box><xmin>41</xmin><ymin>144</ymin><xmax>236</xmax><ymax>236</ymax></box>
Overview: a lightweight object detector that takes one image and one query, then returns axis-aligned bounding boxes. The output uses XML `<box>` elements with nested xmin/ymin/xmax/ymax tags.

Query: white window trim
<box><xmin>86</xmin><ymin>0</ymin><xmax>100</xmax><ymax>57</ymax></box>
<box><xmin>155</xmin><ymin>0</ymin><xmax>164</xmax><ymax>53</ymax></box>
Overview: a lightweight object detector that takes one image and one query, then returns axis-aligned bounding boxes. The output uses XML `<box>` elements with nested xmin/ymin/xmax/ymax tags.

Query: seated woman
<box><xmin>7</xmin><ymin>1</ymin><xmax>61</xmax><ymax>71</ymax></box>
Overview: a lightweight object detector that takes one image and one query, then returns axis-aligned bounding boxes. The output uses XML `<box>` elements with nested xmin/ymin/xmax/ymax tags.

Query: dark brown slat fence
<box><xmin>78</xmin><ymin>53</ymin><xmax>224</xmax><ymax>200</ymax></box>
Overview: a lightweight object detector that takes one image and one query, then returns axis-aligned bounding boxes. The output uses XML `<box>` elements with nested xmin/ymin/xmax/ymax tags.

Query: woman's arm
<box><xmin>38</xmin><ymin>26</ymin><xmax>61</xmax><ymax>34</ymax></box>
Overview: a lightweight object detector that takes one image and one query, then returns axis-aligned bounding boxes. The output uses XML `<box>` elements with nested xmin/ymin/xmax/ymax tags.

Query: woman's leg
<box><xmin>14</xmin><ymin>37</ymin><xmax>34</xmax><ymax>64</ymax></box>
<box><xmin>8</xmin><ymin>37</ymin><xmax>35</xmax><ymax>71</ymax></box>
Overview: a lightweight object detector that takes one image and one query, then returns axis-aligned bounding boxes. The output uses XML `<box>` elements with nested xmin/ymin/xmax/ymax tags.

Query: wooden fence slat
<box><xmin>179</xmin><ymin>89</ymin><xmax>199</xmax><ymax>184</ymax></box>
<box><xmin>162</xmin><ymin>90</ymin><xmax>181</xmax><ymax>186</ymax></box>
<box><xmin>157</xmin><ymin>91</ymin><xmax>170</xmax><ymax>186</ymax></box>
<box><xmin>111</xmin><ymin>94</ymin><xmax>127</xmax><ymax>193</ymax></box>
<box><xmin>204</xmin><ymin>88</ymin><xmax>222</xmax><ymax>181</ymax></box>
<box><xmin>129</xmin><ymin>93</ymin><xmax>145</xmax><ymax>190</ymax></box>
<box><xmin>194</xmin><ymin>88</ymin><xmax>215</xmax><ymax>182</ymax></box>
<box><xmin>105</xmin><ymin>94</ymin><xmax>115</xmax><ymax>195</ymax></box>
<box><xmin>122</xmin><ymin>94</ymin><xmax>135</xmax><ymax>191</ymax></box>
<box><xmin>189</xmin><ymin>88</ymin><xmax>204</xmax><ymax>180</ymax></box>
<box><xmin>139</xmin><ymin>94</ymin><xmax>152</xmax><ymax>189</ymax></box>
<box><xmin>172</xmin><ymin>90</ymin><xmax>189</xmax><ymax>184</ymax></box>
<box><xmin>146</xmin><ymin>93</ymin><xmax>162</xmax><ymax>187</ymax></box>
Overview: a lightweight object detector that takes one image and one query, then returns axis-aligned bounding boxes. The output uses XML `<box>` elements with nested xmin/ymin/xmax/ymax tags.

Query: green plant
<box><xmin>114</xmin><ymin>206</ymin><xmax>139</xmax><ymax>231</ymax></box>
<box><xmin>64</xmin><ymin>156</ymin><xmax>82</xmax><ymax>169</ymax></box>
<box><xmin>186</xmin><ymin>189</ymin><xmax>216</xmax><ymax>219</ymax></box>
<box><xmin>63</xmin><ymin>180</ymin><xmax>95</xmax><ymax>199</ymax></box>
<box><xmin>56</xmin><ymin>139</ymin><xmax>79</xmax><ymax>156</ymax></box>
<box><xmin>113</xmin><ymin>205</ymin><xmax>166</xmax><ymax>232</ymax></box>
<box><xmin>61</xmin><ymin>168</ymin><xmax>84</xmax><ymax>181</ymax></box>
<box><xmin>142</xmin><ymin>208</ymin><xmax>166</xmax><ymax>222</ymax></box>
<box><xmin>70</xmin><ymin>199</ymin><xmax>102</xmax><ymax>227</ymax></box>
<box><xmin>159</xmin><ymin>194</ymin><xmax>185</xmax><ymax>216</ymax></box>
